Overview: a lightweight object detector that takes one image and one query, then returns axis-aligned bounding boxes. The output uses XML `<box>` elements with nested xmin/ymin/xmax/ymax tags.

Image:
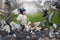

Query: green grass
<box><xmin>28</xmin><ymin>12</ymin><xmax>46</xmax><ymax>23</ymax></box>
<box><xmin>0</xmin><ymin>11</ymin><xmax>60</xmax><ymax>29</ymax></box>
<box><xmin>52</xmin><ymin>11</ymin><xmax>60</xmax><ymax>26</ymax></box>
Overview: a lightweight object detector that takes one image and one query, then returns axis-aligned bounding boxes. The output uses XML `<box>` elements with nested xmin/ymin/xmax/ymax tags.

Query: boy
<box><xmin>17</xmin><ymin>8</ymin><xmax>28</xmax><ymax>30</ymax></box>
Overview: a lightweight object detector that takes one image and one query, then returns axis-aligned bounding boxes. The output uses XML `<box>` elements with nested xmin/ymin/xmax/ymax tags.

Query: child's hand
<box><xmin>28</xmin><ymin>21</ymin><xmax>31</xmax><ymax>25</ymax></box>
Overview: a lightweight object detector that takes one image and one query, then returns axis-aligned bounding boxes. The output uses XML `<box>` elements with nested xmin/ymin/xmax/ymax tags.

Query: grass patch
<box><xmin>52</xmin><ymin>11</ymin><xmax>60</xmax><ymax>26</ymax></box>
<box><xmin>0</xmin><ymin>11</ymin><xmax>60</xmax><ymax>29</ymax></box>
<box><xmin>28</xmin><ymin>12</ymin><xmax>46</xmax><ymax>23</ymax></box>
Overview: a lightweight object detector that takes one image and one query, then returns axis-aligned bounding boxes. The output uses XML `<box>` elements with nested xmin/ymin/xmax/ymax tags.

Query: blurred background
<box><xmin>0</xmin><ymin>0</ymin><xmax>57</xmax><ymax>14</ymax></box>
